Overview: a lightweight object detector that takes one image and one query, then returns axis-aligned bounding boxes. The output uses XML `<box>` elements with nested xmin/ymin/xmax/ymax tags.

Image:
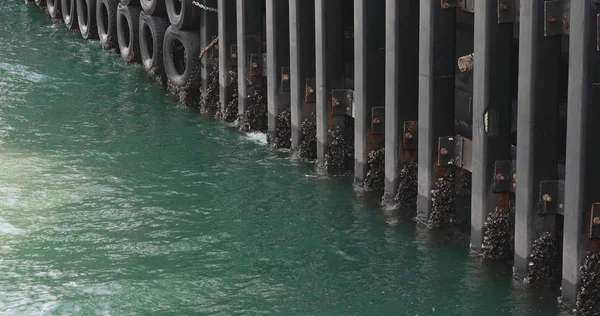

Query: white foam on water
<box><xmin>243</xmin><ymin>131</ymin><xmax>268</xmax><ymax>145</ymax></box>
<box><xmin>0</xmin><ymin>221</ymin><xmax>24</xmax><ymax>235</ymax></box>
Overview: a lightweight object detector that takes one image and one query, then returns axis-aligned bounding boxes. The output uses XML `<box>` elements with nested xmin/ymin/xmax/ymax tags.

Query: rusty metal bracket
<box><xmin>590</xmin><ymin>203</ymin><xmax>600</xmax><ymax>239</ymax></box>
<box><xmin>544</xmin><ymin>0</ymin><xmax>563</xmax><ymax>37</ymax></box>
<box><xmin>437</xmin><ymin>135</ymin><xmax>472</xmax><ymax>172</ymax></box>
<box><xmin>493</xmin><ymin>160</ymin><xmax>516</xmax><ymax>193</ymax></box>
<box><xmin>305</xmin><ymin>78</ymin><xmax>316</xmax><ymax>104</ymax></box>
<box><xmin>497</xmin><ymin>0</ymin><xmax>516</xmax><ymax>24</ymax></box>
<box><xmin>402</xmin><ymin>121</ymin><xmax>418</xmax><ymax>151</ymax></box>
<box><xmin>539</xmin><ymin>180</ymin><xmax>565</xmax><ymax>216</ymax></box>
<box><xmin>441</xmin><ymin>0</ymin><xmax>461</xmax><ymax>9</ymax></box>
<box><xmin>371</xmin><ymin>107</ymin><xmax>385</xmax><ymax>135</ymax></box>
<box><xmin>280</xmin><ymin>67</ymin><xmax>290</xmax><ymax>93</ymax></box>
<box><xmin>331</xmin><ymin>89</ymin><xmax>354</xmax><ymax>117</ymax></box>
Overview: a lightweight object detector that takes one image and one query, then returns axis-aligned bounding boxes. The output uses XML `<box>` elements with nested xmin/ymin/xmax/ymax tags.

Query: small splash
<box><xmin>0</xmin><ymin>221</ymin><xmax>25</xmax><ymax>235</ymax></box>
<box><xmin>244</xmin><ymin>132</ymin><xmax>268</xmax><ymax>145</ymax></box>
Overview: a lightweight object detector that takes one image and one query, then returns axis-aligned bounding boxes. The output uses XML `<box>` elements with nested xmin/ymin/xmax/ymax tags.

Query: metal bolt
<box><xmin>405</xmin><ymin>132</ymin><xmax>413</xmax><ymax>140</ymax></box>
<box><xmin>495</xmin><ymin>173</ymin><xmax>505</xmax><ymax>181</ymax></box>
<box><xmin>593</xmin><ymin>217</ymin><xmax>600</xmax><ymax>225</ymax></box>
<box><xmin>282</xmin><ymin>74</ymin><xmax>289</xmax><ymax>81</ymax></box>
<box><xmin>307</xmin><ymin>87</ymin><xmax>314</xmax><ymax>94</ymax></box>
<box><xmin>547</xmin><ymin>16</ymin><xmax>557</xmax><ymax>23</ymax></box>
<box><xmin>373</xmin><ymin>118</ymin><xmax>381</xmax><ymax>125</ymax></box>
<box><xmin>333</xmin><ymin>99</ymin><xmax>340</xmax><ymax>106</ymax></box>
<box><xmin>513</xmin><ymin>182</ymin><xmax>517</xmax><ymax>189</ymax></box>
<box><xmin>559</xmin><ymin>203</ymin><xmax>564</xmax><ymax>209</ymax></box>
<box><xmin>499</xmin><ymin>2</ymin><xmax>509</xmax><ymax>10</ymax></box>
<box><xmin>252</xmin><ymin>62</ymin><xmax>259</xmax><ymax>69</ymax></box>
<box><xmin>440</xmin><ymin>148</ymin><xmax>449</xmax><ymax>156</ymax></box>
<box><xmin>543</xmin><ymin>194</ymin><xmax>552</xmax><ymax>203</ymax></box>
<box><xmin>231</xmin><ymin>53</ymin><xmax>237</xmax><ymax>59</ymax></box>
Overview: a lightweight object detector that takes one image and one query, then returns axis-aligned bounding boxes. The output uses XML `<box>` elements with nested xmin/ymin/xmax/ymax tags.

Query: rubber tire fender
<box><xmin>47</xmin><ymin>0</ymin><xmax>62</xmax><ymax>20</ymax></box>
<box><xmin>162</xmin><ymin>25</ymin><xmax>202</xmax><ymax>88</ymax></box>
<box><xmin>139</xmin><ymin>11</ymin><xmax>169</xmax><ymax>77</ymax></box>
<box><xmin>77</xmin><ymin>0</ymin><xmax>98</xmax><ymax>39</ymax></box>
<box><xmin>120</xmin><ymin>0</ymin><xmax>140</xmax><ymax>6</ymax></box>
<box><xmin>140</xmin><ymin>0</ymin><xmax>165</xmax><ymax>16</ymax></box>
<box><xmin>62</xmin><ymin>0</ymin><xmax>78</xmax><ymax>29</ymax></box>
<box><xmin>165</xmin><ymin>0</ymin><xmax>199</xmax><ymax>30</ymax></box>
<box><xmin>117</xmin><ymin>3</ymin><xmax>142</xmax><ymax>63</ymax></box>
<box><xmin>96</xmin><ymin>0</ymin><xmax>119</xmax><ymax>50</ymax></box>
<box><xmin>34</xmin><ymin>0</ymin><xmax>46</xmax><ymax>7</ymax></box>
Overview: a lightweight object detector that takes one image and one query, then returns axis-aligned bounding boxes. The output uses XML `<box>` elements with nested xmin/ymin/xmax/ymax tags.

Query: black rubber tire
<box><xmin>61</xmin><ymin>0</ymin><xmax>78</xmax><ymax>29</ymax></box>
<box><xmin>96</xmin><ymin>0</ymin><xmax>119</xmax><ymax>50</ymax></box>
<box><xmin>117</xmin><ymin>4</ymin><xmax>142</xmax><ymax>63</ymax></box>
<box><xmin>47</xmin><ymin>0</ymin><xmax>62</xmax><ymax>19</ymax></box>
<box><xmin>162</xmin><ymin>25</ymin><xmax>201</xmax><ymax>88</ymax></box>
<box><xmin>139</xmin><ymin>11</ymin><xmax>169</xmax><ymax>77</ymax></box>
<box><xmin>77</xmin><ymin>0</ymin><xmax>98</xmax><ymax>39</ymax></box>
<box><xmin>165</xmin><ymin>0</ymin><xmax>199</xmax><ymax>30</ymax></box>
<box><xmin>140</xmin><ymin>0</ymin><xmax>165</xmax><ymax>16</ymax></box>
<box><xmin>34</xmin><ymin>0</ymin><xmax>46</xmax><ymax>7</ymax></box>
<box><xmin>121</xmin><ymin>0</ymin><xmax>140</xmax><ymax>6</ymax></box>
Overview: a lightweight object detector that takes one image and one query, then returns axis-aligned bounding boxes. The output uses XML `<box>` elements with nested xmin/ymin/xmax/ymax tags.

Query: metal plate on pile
<box><xmin>249</xmin><ymin>53</ymin><xmax>263</xmax><ymax>77</ymax></box>
<box><xmin>305</xmin><ymin>78</ymin><xmax>316</xmax><ymax>104</ymax></box>
<box><xmin>497</xmin><ymin>0</ymin><xmax>516</xmax><ymax>24</ymax></box>
<box><xmin>280</xmin><ymin>67</ymin><xmax>290</xmax><ymax>92</ymax></box>
<box><xmin>371</xmin><ymin>107</ymin><xmax>385</xmax><ymax>135</ymax></box>
<box><xmin>590</xmin><ymin>203</ymin><xmax>600</xmax><ymax>239</ymax></box>
<box><xmin>437</xmin><ymin>135</ymin><xmax>472</xmax><ymax>171</ymax></box>
<box><xmin>544</xmin><ymin>0</ymin><xmax>563</xmax><ymax>37</ymax></box>
<box><xmin>493</xmin><ymin>160</ymin><xmax>516</xmax><ymax>193</ymax></box>
<box><xmin>331</xmin><ymin>89</ymin><xmax>354</xmax><ymax>117</ymax></box>
<box><xmin>539</xmin><ymin>180</ymin><xmax>565</xmax><ymax>216</ymax></box>
<box><xmin>402</xmin><ymin>121</ymin><xmax>418</xmax><ymax>151</ymax></box>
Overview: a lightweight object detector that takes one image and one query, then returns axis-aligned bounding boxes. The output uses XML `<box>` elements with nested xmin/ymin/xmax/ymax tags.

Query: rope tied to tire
<box><xmin>198</xmin><ymin>36</ymin><xmax>218</xmax><ymax>62</ymax></box>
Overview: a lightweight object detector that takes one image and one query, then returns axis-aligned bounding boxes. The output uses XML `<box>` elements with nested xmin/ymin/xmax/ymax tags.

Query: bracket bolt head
<box><xmin>440</xmin><ymin>148</ymin><xmax>449</xmax><ymax>156</ymax></box>
<box><xmin>231</xmin><ymin>53</ymin><xmax>237</xmax><ymax>59</ymax></box>
<box><xmin>547</xmin><ymin>16</ymin><xmax>557</xmax><ymax>23</ymax></box>
<box><xmin>593</xmin><ymin>217</ymin><xmax>600</xmax><ymax>225</ymax></box>
<box><xmin>405</xmin><ymin>132</ymin><xmax>413</xmax><ymax>140</ymax></box>
<box><xmin>495</xmin><ymin>173</ymin><xmax>505</xmax><ymax>181</ymax></box>
<box><xmin>543</xmin><ymin>194</ymin><xmax>552</xmax><ymax>203</ymax></box>
<box><xmin>252</xmin><ymin>62</ymin><xmax>259</xmax><ymax>68</ymax></box>
<box><xmin>373</xmin><ymin>118</ymin><xmax>381</xmax><ymax>125</ymax></box>
<box><xmin>499</xmin><ymin>2</ymin><xmax>509</xmax><ymax>10</ymax></box>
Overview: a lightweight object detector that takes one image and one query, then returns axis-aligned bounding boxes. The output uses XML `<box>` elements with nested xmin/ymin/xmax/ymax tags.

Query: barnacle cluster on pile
<box><xmin>294</xmin><ymin>111</ymin><xmax>317</xmax><ymax>160</ymax></box>
<box><xmin>323</xmin><ymin>117</ymin><xmax>354</xmax><ymax>171</ymax></box>
<box><xmin>526</xmin><ymin>232</ymin><xmax>560</xmax><ymax>282</ymax></box>
<box><xmin>428</xmin><ymin>169</ymin><xmax>457</xmax><ymax>229</ymax></box>
<box><xmin>273</xmin><ymin>108</ymin><xmax>291</xmax><ymax>148</ymax></box>
<box><xmin>576</xmin><ymin>252</ymin><xmax>600</xmax><ymax>315</ymax></box>
<box><xmin>222</xmin><ymin>70</ymin><xmax>239</xmax><ymax>122</ymax></box>
<box><xmin>239</xmin><ymin>79</ymin><xmax>268</xmax><ymax>133</ymax></box>
<box><xmin>363</xmin><ymin>148</ymin><xmax>385</xmax><ymax>191</ymax></box>
<box><xmin>199</xmin><ymin>57</ymin><xmax>220</xmax><ymax>117</ymax></box>
<box><xmin>455</xmin><ymin>168</ymin><xmax>472</xmax><ymax>196</ymax></box>
<box><xmin>394</xmin><ymin>163</ymin><xmax>418</xmax><ymax>209</ymax></box>
<box><xmin>482</xmin><ymin>209</ymin><xmax>514</xmax><ymax>260</ymax></box>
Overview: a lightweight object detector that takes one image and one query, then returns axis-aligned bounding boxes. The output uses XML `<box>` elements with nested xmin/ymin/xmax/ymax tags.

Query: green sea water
<box><xmin>0</xmin><ymin>2</ymin><xmax>569</xmax><ymax>315</ymax></box>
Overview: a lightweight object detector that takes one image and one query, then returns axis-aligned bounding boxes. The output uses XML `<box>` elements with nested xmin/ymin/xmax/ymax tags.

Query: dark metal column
<box><xmin>266</xmin><ymin>0</ymin><xmax>290</xmax><ymax>138</ymax></box>
<box><xmin>289</xmin><ymin>0</ymin><xmax>315</xmax><ymax>149</ymax></box>
<box><xmin>218</xmin><ymin>0</ymin><xmax>237</xmax><ymax>114</ymax></box>
<box><xmin>201</xmin><ymin>0</ymin><xmax>218</xmax><ymax>103</ymax></box>
<box><xmin>514</xmin><ymin>0</ymin><xmax>562</xmax><ymax>277</ymax></box>
<box><xmin>470</xmin><ymin>1</ymin><xmax>514</xmax><ymax>253</ymax></box>
<box><xmin>561</xmin><ymin>0</ymin><xmax>600</xmax><ymax>308</ymax></box>
<box><xmin>383</xmin><ymin>0</ymin><xmax>419</xmax><ymax>204</ymax></box>
<box><xmin>353</xmin><ymin>0</ymin><xmax>385</xmax><ymax>187</ymax></box>
<box><xmin>416</xmin><ymin>0</ymin><xmax>457</xmax><ymax>224</ymax></box>
<box><xmin>315</xmin><ymin>0</ymin><xmax>345</xmax><ymax>163</ymax></box>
